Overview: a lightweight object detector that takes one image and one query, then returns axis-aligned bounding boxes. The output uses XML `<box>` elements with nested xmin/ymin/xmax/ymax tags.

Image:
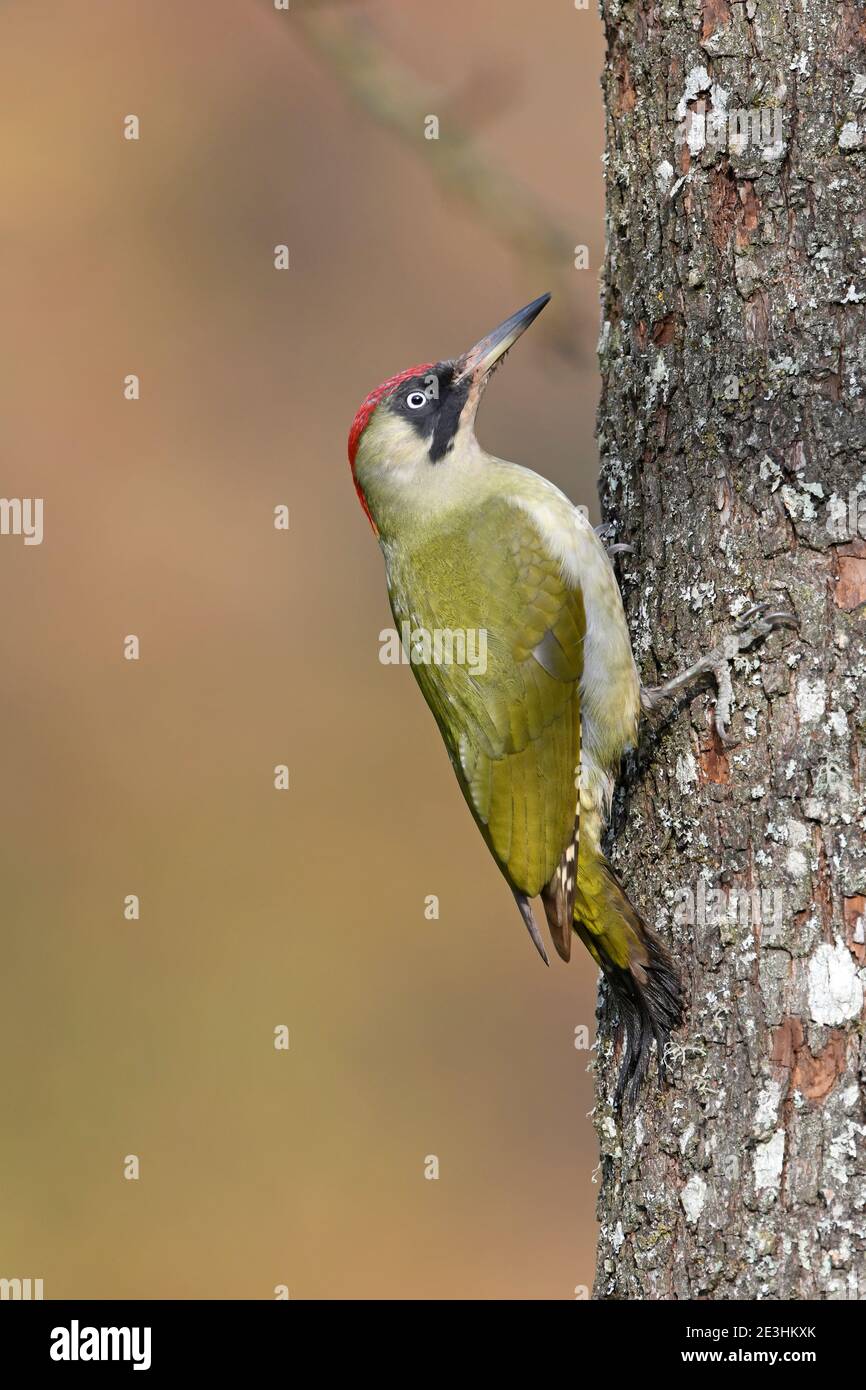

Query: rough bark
<box><xmin>594</xmin><ymin>0</ymin><xmax>866</xmax><ymax>1298</ymax></box>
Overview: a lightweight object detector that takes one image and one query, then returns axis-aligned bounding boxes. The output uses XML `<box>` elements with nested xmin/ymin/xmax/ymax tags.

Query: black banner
<box><xmin>0</xmin><ymin>1297</ymin><xmax>848</xmax><ymax>1374</ymax></box>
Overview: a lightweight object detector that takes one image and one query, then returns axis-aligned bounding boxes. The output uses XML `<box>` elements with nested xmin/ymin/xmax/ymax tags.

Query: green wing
<box><xmin>388</xmin><ymin>496</ymin><xmax>584</xmax><ymax>898</ymax></box>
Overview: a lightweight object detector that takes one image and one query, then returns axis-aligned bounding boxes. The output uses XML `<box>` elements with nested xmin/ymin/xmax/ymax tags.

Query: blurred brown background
<box><xmin>1</xmin><ymin>0</ymin><xmax>605</xmax><ymax>1299</ymax></box>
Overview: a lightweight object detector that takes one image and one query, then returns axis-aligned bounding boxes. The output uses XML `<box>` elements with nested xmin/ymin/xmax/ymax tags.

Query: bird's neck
<box><xmin>363</xmin><ymin>437</ymin><xmax>503</xmax><ymax>547</ymax></box>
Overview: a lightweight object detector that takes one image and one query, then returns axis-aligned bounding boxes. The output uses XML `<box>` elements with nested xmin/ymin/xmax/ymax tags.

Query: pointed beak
<box><xmin>455</xmin><ymin>293</ymin><xmax>551</xmax><ymax>388</ymax></box>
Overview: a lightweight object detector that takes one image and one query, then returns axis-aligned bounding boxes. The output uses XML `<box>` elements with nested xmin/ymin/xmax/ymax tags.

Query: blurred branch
<box><xmin>265</xmin><ymin>0</ymin><xmax>588</xmax><ymax>360</ymax></box>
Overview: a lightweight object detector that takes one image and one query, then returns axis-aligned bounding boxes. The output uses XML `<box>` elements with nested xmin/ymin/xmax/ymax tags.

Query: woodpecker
<box><xmin>348</xmin><ymin>294</ymin><xmax>789</xmax><ymax>1104</ymax></box>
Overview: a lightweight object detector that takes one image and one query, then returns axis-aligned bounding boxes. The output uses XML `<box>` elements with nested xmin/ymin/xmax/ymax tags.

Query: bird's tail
<box><xmin>574</xmin><ymin>847</ymin><xmax>683</xmax><ymax>1107</ymax></box>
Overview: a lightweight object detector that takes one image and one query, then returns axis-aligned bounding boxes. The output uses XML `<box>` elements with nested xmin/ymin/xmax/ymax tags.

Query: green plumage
<box><xmin>352</xmin><ymin>292</ymin><xmax>683</xmax><ymax>1102</ymax></box>
<box><xmin>386</xmin><ymin>495</ymin><xmax>583</xmax><ymax>898</ymax></box>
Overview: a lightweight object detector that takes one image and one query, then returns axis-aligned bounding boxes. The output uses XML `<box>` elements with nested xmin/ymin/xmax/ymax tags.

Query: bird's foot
<box><xmin>594</xmin><ymin>522</ymin><xmax>635</xmax><ymax>561</ymax></box>
<box><xmin>640</xmin><ymin>602</ymin><xmax>797</xmax><ymax>745</ymax></box>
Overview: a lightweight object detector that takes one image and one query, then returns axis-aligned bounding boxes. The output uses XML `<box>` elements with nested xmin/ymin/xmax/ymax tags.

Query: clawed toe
<box><xmin>641</xmin><ymin>600</ymin><xmax>798</xmax><ymax>746</ymax></box>
<box><xmin>734</xmin><ymin>600</ymin><xmax>771</xmax><ymax>631</ymax></box>
<box><xmin>734</xmin><ymin>603</ymin><xmax>798</xmax><ymax>637</ymax></box>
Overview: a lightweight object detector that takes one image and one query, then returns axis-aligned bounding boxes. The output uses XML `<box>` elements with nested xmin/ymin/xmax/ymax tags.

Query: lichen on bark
<box><xmin>593</xmin><ymin>0</ymin><xmax>866</xmax><ymax>1299</ymax></box>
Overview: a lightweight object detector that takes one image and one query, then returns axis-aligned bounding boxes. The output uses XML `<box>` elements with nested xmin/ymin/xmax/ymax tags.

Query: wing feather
<box><xmin>388</xmin><ymin>495</ymin><xmax>585</xmax><ymax>905</ymax></box>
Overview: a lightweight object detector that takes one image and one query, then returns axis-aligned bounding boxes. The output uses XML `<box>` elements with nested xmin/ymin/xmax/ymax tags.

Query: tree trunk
<box><xmin>594</xmin><ymin>0</ymin><xmax>866</xmax><ymax>1299</ymax></box>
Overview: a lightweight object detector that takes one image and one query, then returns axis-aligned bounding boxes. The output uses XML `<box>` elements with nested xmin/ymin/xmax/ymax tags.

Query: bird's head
<box><xmin>348</xmin><ymin>293</ymin><xmax>550</xmax><ymax>534</ymax></box>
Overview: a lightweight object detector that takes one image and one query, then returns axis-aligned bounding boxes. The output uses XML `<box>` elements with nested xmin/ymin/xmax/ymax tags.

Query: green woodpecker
<box><xmin>348</xmin><ymin>293</ymin><xmax>681</xmax><ymax>1104</ymax></box>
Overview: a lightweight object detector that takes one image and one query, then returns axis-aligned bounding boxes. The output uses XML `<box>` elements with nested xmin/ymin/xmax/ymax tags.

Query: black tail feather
<box><xmin>601</xmin><ymin>928</ymin><xmax>684</xmax><ymax>1107</ymax></box>
<box><xmin>575</xmin><ymin>856</ymin><xmax>684</xmax><ymax>1108</ymax></box>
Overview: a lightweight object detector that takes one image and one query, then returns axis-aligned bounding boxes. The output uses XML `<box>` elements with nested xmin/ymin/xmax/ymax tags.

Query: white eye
<box><xmin>406</xmin><ymin>391</ymin><xmax>428</xmax><ymax>409</ymax></box>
